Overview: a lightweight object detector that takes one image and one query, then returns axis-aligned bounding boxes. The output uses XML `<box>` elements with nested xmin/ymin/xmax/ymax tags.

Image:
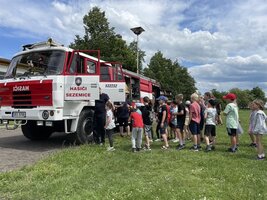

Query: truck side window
<box><xmin>86</xmin><ymin>60</ymin><xmax>96</xmax><ymax>74</ymax></box>
<box><xmin>69</xmin><ymin>54</ymin><xmax>85</xmax><ymax>74</ymax></box>
<box><xmin>100</xmin><ymin>65</ymin><xmax>111</xmax><ymax>81</ymax></box>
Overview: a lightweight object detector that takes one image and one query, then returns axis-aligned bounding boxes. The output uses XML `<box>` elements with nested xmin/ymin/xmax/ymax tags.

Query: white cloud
<box><xmin>189</xmin><ymin>55</ymin><xmax>267</xmax><ymax>93</ymax></box>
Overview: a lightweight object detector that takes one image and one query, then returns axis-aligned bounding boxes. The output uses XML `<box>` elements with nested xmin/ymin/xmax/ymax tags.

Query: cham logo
<box><xmin>75</xmin><ymin>77</ymin><xmax>82</xmax><ymax>86</ymax></box>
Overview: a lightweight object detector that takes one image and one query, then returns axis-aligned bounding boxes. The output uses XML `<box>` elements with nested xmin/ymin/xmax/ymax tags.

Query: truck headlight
<box><xmin>42</xmin><ymin>110</ymin><xmax>49</xmax><ymax>120</ymax></box>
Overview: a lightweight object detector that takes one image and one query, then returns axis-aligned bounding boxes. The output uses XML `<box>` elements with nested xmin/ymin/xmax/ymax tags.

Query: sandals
<box><xmin>161</xmin><ymin>145</ymin><xmax>169</xmax><ymax>150</ymax></box>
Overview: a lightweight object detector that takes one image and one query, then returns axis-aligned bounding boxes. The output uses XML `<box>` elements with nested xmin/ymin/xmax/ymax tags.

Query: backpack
<box><xmin>149</xmin><ymin>110</ymin><xmax>154</xmax><ymax>123</ymax></box>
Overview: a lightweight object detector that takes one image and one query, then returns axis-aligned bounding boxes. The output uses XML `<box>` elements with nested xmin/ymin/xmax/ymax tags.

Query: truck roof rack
<box><xmin>22</xmin><ymin>38</ymin><xmax>63</xmax><ymax>51</ymax></box>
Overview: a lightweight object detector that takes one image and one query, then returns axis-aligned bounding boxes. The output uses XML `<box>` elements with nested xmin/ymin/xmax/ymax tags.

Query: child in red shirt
<box><xmin>129</xmin><ymin>103</ymin><xmax>144</xmax><ymax>152</ymax></box>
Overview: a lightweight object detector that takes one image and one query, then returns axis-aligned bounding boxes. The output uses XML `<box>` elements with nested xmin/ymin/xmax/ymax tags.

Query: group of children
<box><xmin>102</xmin><ymin>92</ymin><xmax>266</xmax><ymax>160</ymax></box>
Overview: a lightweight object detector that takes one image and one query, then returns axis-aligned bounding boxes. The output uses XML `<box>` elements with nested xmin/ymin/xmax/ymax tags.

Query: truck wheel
<box><xmin>21</xmin><ymin>121</ymin><xmax>53</xmax><ymax>140</ymax></box>
<box><xmin>75</xmin><ymin>109</ymin><xmax>94</xmax><ymax>144</ymax></box>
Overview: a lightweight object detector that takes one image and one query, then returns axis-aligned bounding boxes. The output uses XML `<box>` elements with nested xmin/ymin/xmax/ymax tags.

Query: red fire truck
<box><xmin>0</xmin><ymin>39</ymin><xmax>160</xmax><ymax>144</ymax></box>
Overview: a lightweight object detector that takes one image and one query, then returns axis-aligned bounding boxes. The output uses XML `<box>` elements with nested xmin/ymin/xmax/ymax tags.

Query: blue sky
<box><xmin>1</xmin><ymin>0</ymin><xmax>267</xmax><ymax>94</ymax></box>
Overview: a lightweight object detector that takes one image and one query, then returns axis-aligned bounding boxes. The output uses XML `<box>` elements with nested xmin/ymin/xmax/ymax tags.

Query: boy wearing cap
<box><xmin>157</xmin><ymin>96</ymin><xmax>169</xmax><ymax>149</ymax></box>
<box><xmin>204</xmin><ymin>99</ymin><xmax>218</xmax><ymax>151</ymax></box>
<box><xmin>223</xmin><ymin>93</ymin><xmax>239</xmax><ymax>152</ymax></box>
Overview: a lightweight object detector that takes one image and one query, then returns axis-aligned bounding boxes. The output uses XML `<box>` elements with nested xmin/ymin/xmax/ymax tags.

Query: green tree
<box><xmin>70</xmin><ymin>7</ymin><xmax>144</xmax><ymax>71</ymax></box>
<box><xmin>144</xmin><ymin>51</ymin><xmax>196</xmax><ymax>99</ymax></box>
<box><xmin>229</xmin><ymin>88</ymin><xmax>252</xmax><ymax>109</ymax></box>
<box><xmin>250</xmin><ymin>86</ymin><xmax>266</xmax><ymax>102</ymax></box>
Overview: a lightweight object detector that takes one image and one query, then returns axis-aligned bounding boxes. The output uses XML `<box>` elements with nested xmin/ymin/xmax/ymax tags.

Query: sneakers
<box><xmin>190</xmin><ymin>146</ymin><xmax>199</xmax><ymax>152</ymax></box>
<box><xmin>227</xmin><ymin>147</ymin><xmax>237</xmax><ymax>153</ymax></box>
<box><xmin>107</xmin><ymin>147</ymin><xmax>115</xmax><ymax>151</ymax></box>
<box><xmin>132</xmin><ymin>148</ymin><xmax>137</xmax><ymax>153</ymax></box>
<box><xmin>205</xmin><ymin>145</ymin><xmax>212</xmax><ymax>152</ymax></box>
<box><xmin>161</xmin><ymin>145</ymin><xmax>169</xmax><ymax>150</ymax></box>
<box><xmin>143</xmin><ymin>144</ymin><xmax>152</xmax><ymax>151</ymax></box>
<box><xmin>176</xmin><ymin>144</ymin><xmax>185</xmax><ymax>150</ymax></box>
<box><xmin>257</xmin><ymin>156</ymin><xmax>265</xmax><ymax>160</ymax></box>
<box><xmin>249</xmin><ymin>143</ymin><xmax>257</xmax><ymax>148</ymax></box>
<box><xmin>197</xmin><ymin>145</ymin><xmax>202</xmax><ymax>150</ymax></box>
<box><xmin>257</xmin><ymin>154</ymin><xmax>266</xmax><ymax>160</ymax></box>
<box><xmin>172</xmin><ymin>138</ymin><xmax>180</xmax><ymax>143</ymax></box>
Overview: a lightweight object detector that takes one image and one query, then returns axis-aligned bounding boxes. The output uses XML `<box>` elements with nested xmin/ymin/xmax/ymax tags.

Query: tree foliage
<box><xmin>69</xmin><ymin>7</ymin><xmax>143</xmax><ymax>71</ymax></box>
<box><xmin>210</xmin><ymin>87</ymin><xmax>266</xmax><ymax>109</ymax></box>
<box><xmin>250</xmin><ymin>86</ymin><xmax>266</xmax><ymax>102</ymax></box>
<box><xmin>143</xmin><ymin>51</ymin><xmax>196</xmax><ymax>99</ymax></box>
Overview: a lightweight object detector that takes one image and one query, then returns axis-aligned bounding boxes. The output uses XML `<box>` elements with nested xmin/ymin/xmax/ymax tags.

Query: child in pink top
<box><xmin>189</xmin><ymin>93</ymin><xmax>201</xmax><ymax>151</ymax></box>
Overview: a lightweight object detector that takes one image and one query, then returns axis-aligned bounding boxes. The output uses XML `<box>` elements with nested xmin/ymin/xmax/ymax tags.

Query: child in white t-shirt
<box><xmin>104</xmin><ymin>101</ymin><xmax>116</xmax><ymax>151</ymax></box>
<box><xmin>170</xmin><ymin>101</ymin><xmax>179</xmax><ymax>142</ymax></box>
<box><xmin>204</xmin><ymin>99</ymin><xmax>217</xmax><ymax>151</ymax></box>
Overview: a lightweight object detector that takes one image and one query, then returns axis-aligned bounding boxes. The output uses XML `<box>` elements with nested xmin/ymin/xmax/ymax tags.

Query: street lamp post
<box><xmin>130</xmin><ymin>26</ymin><xmax>145</xmax><ymax>74</ymax></box>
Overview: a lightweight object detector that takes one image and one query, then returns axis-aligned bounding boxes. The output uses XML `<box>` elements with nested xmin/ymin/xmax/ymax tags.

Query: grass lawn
<box><xmin>0</xmin><ymin>110</ymin><xmax>267</xmax><ymax>200</ymax></box>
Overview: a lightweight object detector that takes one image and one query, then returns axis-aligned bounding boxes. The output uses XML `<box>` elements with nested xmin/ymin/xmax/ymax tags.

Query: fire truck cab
<box><xmin>0</xmin><ymin>39</ymin><xmax>126</xmax><ymax>144</ymax></box>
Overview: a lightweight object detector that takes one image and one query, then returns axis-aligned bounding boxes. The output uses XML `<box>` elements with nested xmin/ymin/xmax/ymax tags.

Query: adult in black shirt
<box><xmin>141</xmin><ymin>96</ymin><xmax>153</xmax><ymax>149</ymax></box>
<box><xmin>94</xmin><ymin>92</ymin><xmax>110</xmax><ymax>144</ymax></box>
<box><xmin>116</xmin><ymin>102</ymin><xmax>130</xmax><ymax>136</ymax></box>
<box><xmin>156</xmin><ymin>96</ymin><xmax>169</xmax><ymax>149</ymax></box>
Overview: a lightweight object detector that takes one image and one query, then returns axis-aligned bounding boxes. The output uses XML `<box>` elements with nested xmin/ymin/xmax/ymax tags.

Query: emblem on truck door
<box><xmin>75</xmin><ymin>77</ymin><xmax>82</xmax><ymax>86</ymax></box>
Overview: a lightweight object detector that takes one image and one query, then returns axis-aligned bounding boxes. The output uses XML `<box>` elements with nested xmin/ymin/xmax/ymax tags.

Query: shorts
<box><xmin>189</xmin><ymin>121</ymin><xmax>200</xmax><ymax>135</ymax></box>
<box><xmin>170</xmin><ymin>122</ymin><xmax>177</xmax><ymax>129</ymax></box>
<box><xmin>144</xmin><ymin>125</ymin><xmax>152</xmax><ymax>137</ymax></box>
<box><xmin>158</xmin><ymin>122</ymin><xmax>168</xmax><ymax>135</ymax></box>
<box><xmin>176</xmin><ymin>120</ymin><xmax>184</xmax><ymax>131</ymax></box>
<box><xmin>117</xmin><ymin>117</ymin><xmax>129</xmax><ymax>128</ymax></box>
<box><xmin>184</xmin><ymin>117</ymin><xmax>189</xmax><ymax>126</ymax></box>
<box><xmin>204</xmin><ymin>124</ymin><xmax>216</xmax><ymax>137</ymax></box>
<box><xmin>227</xmin><ymin>128</ymin><xmax>237</xmax><ymax>136</ymax></box>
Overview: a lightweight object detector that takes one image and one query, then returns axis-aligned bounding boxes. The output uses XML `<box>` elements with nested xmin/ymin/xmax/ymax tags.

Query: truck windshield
<box><xmin>5</xmin><ymin>50</ymin><xmax>65</xmax><ymax>78</ymax></box>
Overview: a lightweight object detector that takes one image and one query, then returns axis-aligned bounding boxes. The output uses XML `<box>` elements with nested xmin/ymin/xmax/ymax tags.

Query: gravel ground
<box><xmin>0</xmin><ymin>126</ymin><xmax>69</xmax><ymax>172</ymax></box>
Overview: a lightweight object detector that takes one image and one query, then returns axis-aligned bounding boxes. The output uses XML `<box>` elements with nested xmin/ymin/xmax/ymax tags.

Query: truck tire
<box><xmin>75</xmin><ymin>109</ymin><xmax>94</xmax><ymax>144</ymax></box>
<box><xmin>21</xmin><ymin>120</ymin><xmax>53</xmax><ymax>140</ymax></box>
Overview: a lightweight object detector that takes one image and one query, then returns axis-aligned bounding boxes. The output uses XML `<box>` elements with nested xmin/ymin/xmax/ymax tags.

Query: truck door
<box><xmin>99</xmin><ymin>63</ymin><xmax>126</xmax><ymax>102</ymax></box>
<box><xmin>64</xmin><ymin>52</ymin><xmax>99</xmax><ymax>101</ymax></box>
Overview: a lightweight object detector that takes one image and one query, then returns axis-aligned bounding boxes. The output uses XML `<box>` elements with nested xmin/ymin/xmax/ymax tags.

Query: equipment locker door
<box><xmin>99</xmin><ymin>64</ymin><xmax>125</xmax><ymax>102</ymax></box>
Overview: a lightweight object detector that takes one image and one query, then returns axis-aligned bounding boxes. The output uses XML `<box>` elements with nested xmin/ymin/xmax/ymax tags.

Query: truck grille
<box><xmin>12</xmin><ymin>91</ymin><xmax>36</xmax><ymax>108</ymax></box>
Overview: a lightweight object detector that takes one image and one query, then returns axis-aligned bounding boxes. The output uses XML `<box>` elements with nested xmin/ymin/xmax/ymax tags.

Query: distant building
<box><xmin>0</xmin><ymin>58</ymin><xmax>10</xmax><ymax>79</ymax></box>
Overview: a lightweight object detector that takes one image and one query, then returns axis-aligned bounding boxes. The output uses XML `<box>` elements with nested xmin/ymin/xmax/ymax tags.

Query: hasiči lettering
<box><xmin>70</xmin><ymin>86</ymin><xmax>87</xmax><ymax>91</ymax></box>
